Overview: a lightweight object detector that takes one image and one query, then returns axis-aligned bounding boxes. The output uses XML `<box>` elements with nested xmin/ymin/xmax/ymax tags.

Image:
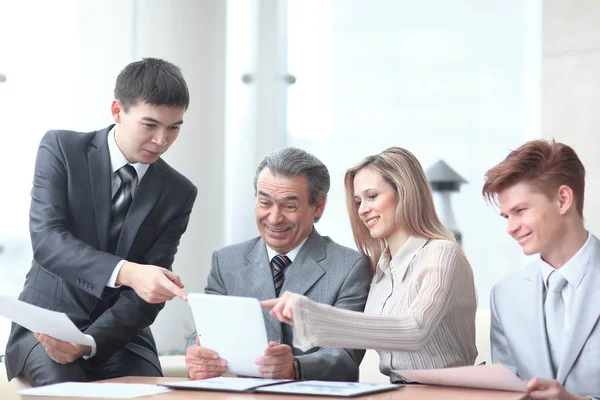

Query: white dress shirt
<box><xmin>539</xmin><ymin>231</ymin><xmax>592</xmax><ymax>350</ymax></box>
<box><xmin>85</xmin><ymin>126</ymin><xmax>150</xmax><ymax>358</ymax></box>
<box><xmin>105</xmin><ymin>126</ymin><xmax>150</xmax><ymax>288</ymax></box>
<box><xmin>266</xmin><ymin>237</ymin><xmax>308</xmax><ymax>277</ymax></box>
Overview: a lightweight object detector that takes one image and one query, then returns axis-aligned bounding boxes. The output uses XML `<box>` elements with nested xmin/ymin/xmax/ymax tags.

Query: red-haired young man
<box><xmin>483</xmin><ymin>139</ymin><xmax>598</xmax><ymax>400</ymax></box>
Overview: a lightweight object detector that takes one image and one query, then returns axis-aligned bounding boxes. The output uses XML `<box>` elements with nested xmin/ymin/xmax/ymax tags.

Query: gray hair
<box><xmin>254</xmin><ymin>147</ymin><xmax>330</xmax><ymax>222</ymax></box>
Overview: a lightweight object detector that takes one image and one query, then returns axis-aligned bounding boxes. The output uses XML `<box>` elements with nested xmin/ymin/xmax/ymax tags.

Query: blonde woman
<box><xmin>262</xmin><ymin>147</ymin><xmax>477</xmax><ymax>383</ymax></box>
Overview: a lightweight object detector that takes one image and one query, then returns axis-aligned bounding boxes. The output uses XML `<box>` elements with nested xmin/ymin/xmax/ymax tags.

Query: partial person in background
<box><xmin>483</xmin><ymin>139</ymin><xmax>599</xmax><ymax>400</ymax></box>
<box><xmin>263</xmin><ymin>147</ymin><xmax>478</xmax><ymax>383</ymax></box>
<box><xmin>184</xmin><ymin>147</ymin><xmax>370</xmax><ymax>382</ymax></box>
<box><xmin>5</xmin><ymin>58</ymin><xmax>197</xmax><ymax>386</ymax></box>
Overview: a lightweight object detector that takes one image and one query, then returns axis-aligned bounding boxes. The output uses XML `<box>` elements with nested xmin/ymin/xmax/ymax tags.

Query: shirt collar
<box><xmin>539</xmin><ymin>231</ymin><xmax>592</xmax><ymax>290</ymax></box>
<box><xmin>108</xmin><ymin>126</ymin><xmax>150</xmax><ymax>182</ymax></box>
<box><xmin>266</xmin><ymin>237</ymin><xmax>309</xmax><ymax>264</ymax></box>
<box><xmin>375</xmin><ymin>236</ymin><xmax>429</xmax><ymax>282</ymax></box>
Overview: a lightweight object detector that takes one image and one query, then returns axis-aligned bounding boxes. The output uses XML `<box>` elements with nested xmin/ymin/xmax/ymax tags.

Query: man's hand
<box><xmin>34</xmin><ymin>333</ymin><xmax>91</xmax><ymax>364</ymax></box>
<box><xmin>117</xmin><ymin>261</ymin><xmax>186</xmax><ymax>303</ymax></box>
<box><xmin>185</xmin><ymin>336</ymin><xmax>228</xmax><ymax>380</ymax></box>
<box><xmin>255</xmin><ymin>342</ymin><xmax>295</xmax><ymax>379</ymax></box>
<box><xmin>525</xmin><ymin>378</ymin><xmax>586</xmax><ymax>400</ymax></box>
<box><xmin>261</xmin><ymin>291</ymin><xmax>299</xmax><ymax>325</ymax></box>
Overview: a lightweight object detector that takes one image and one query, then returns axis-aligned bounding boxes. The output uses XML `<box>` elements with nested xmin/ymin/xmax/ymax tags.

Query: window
<box><xmin>0</xmin><ymin>0</ymin><xmax>79</xmax><ymax>352</ymax></box>
<box><xmin>284</xmin><ymin>0</ymin><xmax>542</xmax><ymax>308</ymax></box>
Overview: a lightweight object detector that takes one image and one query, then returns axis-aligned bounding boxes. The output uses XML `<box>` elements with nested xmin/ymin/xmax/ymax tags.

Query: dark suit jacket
<box><xmin>6</xmin><ymin>126</ymin><xmax>197</xmax><ymax>380</ymax></box>
<box><xmin>187</xmin><ymin>229</ymin><xmax>371</xmax><ymax>381</ymax></box>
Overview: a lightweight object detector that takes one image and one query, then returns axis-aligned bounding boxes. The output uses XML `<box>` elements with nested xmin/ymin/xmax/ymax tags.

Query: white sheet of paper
<box><xmin>161</xmin><ymin>377</ymin><xmax>290</xmax><ymax>391</ymax></box>
<box><xmin>187</xmin><ymin>293</ymin><xmax>269</xmax><ymax>377</ymax></box>
<box><xmin>255</xmin><ymin>381</ymin><xmax>401</xmax><ymax>397</ymax></box>
<box><xmin>0</xmin><ymin>294</ymin><xmax>93</xmax><ymax>346</ymax></box>
<box><xmin>18</xmin><ymin>383</ymin><xmax>171</xmax><ymax>398</ymax></box>
<box><xmin>394</xmin><ymin>364</ymin><xmax>527</xmax><ymax>392</ymax></box>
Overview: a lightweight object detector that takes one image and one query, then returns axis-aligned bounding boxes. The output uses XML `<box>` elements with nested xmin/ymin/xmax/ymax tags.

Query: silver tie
<box><xmin>545</xmin><ymin>270</ymin><xmax>567</xmax><ymax>375</ymax></box>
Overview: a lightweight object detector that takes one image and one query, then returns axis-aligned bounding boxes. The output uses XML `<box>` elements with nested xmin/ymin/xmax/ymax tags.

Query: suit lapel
<box><xmin>282</xmin><ymin>229</ymin><xmax>326</xmax><ymax>296</ymax></box>
<box><xmin>242</xmin><ymin>240</ymin><xmax>281</xmax><ymax>336</ymax></box>
<box><xmin>557</xmin><ymin>239</ymin><xmax>600</xmax><ymax>384</ymax></box>
<box><xmin>116</xmin><ymin>161</ymin><xmax>164</xmax><ymax>257</ymax></box>
<box><xmin>239</xmin><ymin>229</ymin><xmax>327</xmax><ymax>337</ymax></box>
<box><xmin>87</xmin><ymin>128</ymin><xmax>112</xmax><ymax>251</ymax></box>
<box><xmin>521</xmin><ymin>266</ymin><xmax>555</xmax><ymax>378</ymax></box>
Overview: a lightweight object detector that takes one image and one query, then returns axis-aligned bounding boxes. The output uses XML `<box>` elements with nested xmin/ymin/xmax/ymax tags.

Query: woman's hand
<box><xmin>261</xmin><ymin>291</ymin><xmax>299</xmax><ymax>324</ymax></box>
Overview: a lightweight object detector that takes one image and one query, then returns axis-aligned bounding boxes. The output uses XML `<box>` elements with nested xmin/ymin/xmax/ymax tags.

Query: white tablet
<box><xmin>187</xmin><ymin>293</ymin><xmax>269</xmax><ymax>377</ymax></box>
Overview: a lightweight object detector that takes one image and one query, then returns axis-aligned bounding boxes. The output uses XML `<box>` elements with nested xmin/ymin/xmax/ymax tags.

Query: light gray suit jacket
<box><xmin>490</xmin><ymin>235</ymin><xmax>600</xmax><ymax>399</ymax></box>
<box><xmin>187</xmin><ymin>228</ymin><xmax>371</xmax><ymax>381</ymax></box>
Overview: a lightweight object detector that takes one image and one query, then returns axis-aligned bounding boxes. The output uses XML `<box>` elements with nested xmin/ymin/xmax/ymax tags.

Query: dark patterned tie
<box><xmin>271</xmin><ymin>254</ymin><xmax>291</xmax><ymax>297</ymax></box>
<box><xmin>108</xmin><ymin>164</ymin><xmax>136</xmax><ymax>254</ymax></box>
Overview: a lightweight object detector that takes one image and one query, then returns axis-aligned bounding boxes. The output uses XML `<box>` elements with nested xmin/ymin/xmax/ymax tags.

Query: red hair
<box><xmin>482</xmin><ymin>139</ymin><xmax>586</xmax><ymax>216</ymax></box>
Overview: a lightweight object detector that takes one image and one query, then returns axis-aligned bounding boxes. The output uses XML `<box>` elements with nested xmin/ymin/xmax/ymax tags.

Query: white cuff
<box><xmin>82</xmin><ymin>334</ymin><xmax>97</xmax><ymax>359</ymax></box>
<box><xmin>106</xmin><ymin>260</ymin><xmax>126</xmax><ymax>288</ymax></box>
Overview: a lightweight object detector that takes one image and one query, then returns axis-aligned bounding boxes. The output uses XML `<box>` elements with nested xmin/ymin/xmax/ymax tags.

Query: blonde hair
<box><xmin>344</xmin><ymin>147</ymin><xmax>456</xmax><ymax>271</ymax></box>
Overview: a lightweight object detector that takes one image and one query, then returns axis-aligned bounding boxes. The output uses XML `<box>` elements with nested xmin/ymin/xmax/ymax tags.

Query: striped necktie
<box><xmin>271</xmin><ymin>254</ymin><xmax>291</xmax><ymax>297</ymax></box>
<box><xmin>108</xmin><ymin>164</ymin><xmax>136</xmax><ymax>254</ymax></box>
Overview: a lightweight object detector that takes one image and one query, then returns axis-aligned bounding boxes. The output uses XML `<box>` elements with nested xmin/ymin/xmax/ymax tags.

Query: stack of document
<box><xmin>161</xmin><ymin>366</ymin><xmax>527</xmax><ymax>397</ymax></box>
<box><xmin>161</xmin><ymin>377</ymin><xmax>401</xmax><ymax>397</ymax></box>
<box><xmin>394</xmin><ymin>364</ymin><xmax>527</xmax><ymax>392</ymax></box>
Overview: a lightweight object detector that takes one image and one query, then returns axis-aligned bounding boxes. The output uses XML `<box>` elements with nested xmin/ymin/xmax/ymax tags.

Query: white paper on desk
<box><xmin>18</xmin><ymin>382</ymin><xmax>172</xmax><ymax>398</ymax></box>
<box><xmin>394</xmin><ymin>364</ymin><xmax>527</xmax><ymax>392</ymax></box>
<box><xmin>255</xmin><ymin>381</ymin><xmax>401</xmax><ymax>397</ymax></box>
<box><xmin>161</xmin><ymin>376</ymin><xmax>290</xmax><ymax>392</ymax></box>
<box><xmin>0</xmin><ymin>294</ymin><xmax>93</xmax><ymax>346</ymax></box>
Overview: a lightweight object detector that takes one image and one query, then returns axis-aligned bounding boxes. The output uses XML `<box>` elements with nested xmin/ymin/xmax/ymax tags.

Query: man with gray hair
<box><xmin>185</xmin><ymin>147</ymin><xmax>370</xmax><ymax>381</ymax></box>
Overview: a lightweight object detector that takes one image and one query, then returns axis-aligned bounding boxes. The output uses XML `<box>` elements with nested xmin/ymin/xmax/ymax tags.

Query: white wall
<box><xmin>543</xmin><ymin>0</ymin><xmax>600</xmax><ymax>234</ymax></box>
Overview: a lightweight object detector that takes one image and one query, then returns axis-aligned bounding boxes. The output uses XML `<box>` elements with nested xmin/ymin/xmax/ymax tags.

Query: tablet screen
<box><xmin>187</xmin><ymin>293</ymin><xmax>269</xmax><ymax>377</ymax></box>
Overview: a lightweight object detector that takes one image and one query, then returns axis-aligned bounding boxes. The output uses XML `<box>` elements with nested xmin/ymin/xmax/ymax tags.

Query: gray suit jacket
<box><xmin>490</xmin><ymin>234</ymin><xmax>600</xmax><ymax>399</ymax></box>
<box><xmin>6</xmin><ymin>127</ymin><xmax>197</xmax><ymax>380</ymax></box>
<box><xmin>187</xmin><ymin>229</ymin><xmax>370</xmax><ymax>381</ymax></box>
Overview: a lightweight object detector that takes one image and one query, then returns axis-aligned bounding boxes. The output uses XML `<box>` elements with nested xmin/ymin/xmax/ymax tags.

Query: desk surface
<box><xmin>2</xmin><ymin>376</ymin><xmax>529</xmax><ymax>400</ymax></box>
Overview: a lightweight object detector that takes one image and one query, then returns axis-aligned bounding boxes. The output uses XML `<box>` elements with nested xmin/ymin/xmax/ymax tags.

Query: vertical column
<box><xmin>224</xmin><ymin>0</ymin><xmax>260</xmax><ymax>244</ymax></box>
<box><xmin>225</xmin><ymin>0</ymin><xmax>290</xmax><ymax>244</ymax></box>
<box><xmin>255</xmin><ymin>0</ymin><xmax>289</xmax><ymax>161</ymax></box>
<box><xmin>73</xmin><ymin>0</ymin><xmax>137</xmax><ymax>130</ymax></box>
<box><xmin>133</xmin><ymin>0</ymin><xmax>227</xmax><ymax>353</ymax></box>
<box><xmin>543</xmin><ymin>0</ymin><xmax>600</xmax><ymax>231</ymax></box>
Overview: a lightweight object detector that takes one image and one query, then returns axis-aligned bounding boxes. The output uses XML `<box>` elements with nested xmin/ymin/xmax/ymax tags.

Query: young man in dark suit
<box><xmin>5</xmin><ymin>58</ymin><xmax>198</xmax><ymax>386</ymax></box>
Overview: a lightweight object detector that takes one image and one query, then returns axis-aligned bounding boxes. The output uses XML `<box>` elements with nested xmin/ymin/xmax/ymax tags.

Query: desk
<box><xmin>2</xmin><ymin>377</ymin><xmax>529</xmax><ymax>400</ymax></box>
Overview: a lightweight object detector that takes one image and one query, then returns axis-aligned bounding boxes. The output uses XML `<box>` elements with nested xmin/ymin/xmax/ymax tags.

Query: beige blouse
<box><xmin>290</xmin><ymin>236</ymin><xmax>478</xmax><ymax>381</ymax></box>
